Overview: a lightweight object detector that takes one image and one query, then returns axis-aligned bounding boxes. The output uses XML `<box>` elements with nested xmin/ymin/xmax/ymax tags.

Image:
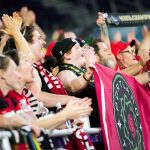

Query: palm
<box><xmin>13</xmin><ymin>12</ymin><xmax>22</xmax><ymax>29</ymax></box>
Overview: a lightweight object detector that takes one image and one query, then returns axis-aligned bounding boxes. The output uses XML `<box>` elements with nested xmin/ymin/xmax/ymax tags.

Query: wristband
<box><xmin>83</xmin><ymin>73</ymin><xmax>90</xmax><ymax>82</ymax></box>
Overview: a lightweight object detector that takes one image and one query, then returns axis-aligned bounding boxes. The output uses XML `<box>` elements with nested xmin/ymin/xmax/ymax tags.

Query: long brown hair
<box><xmin>0</xmin><ymin>55</ymin><xmax>10</xmax><ymax>71</ymax></box>
<box><xmin>21</xmin><ymin>26</ymin><xmax>35</xmax><ymax>44</ymax></box>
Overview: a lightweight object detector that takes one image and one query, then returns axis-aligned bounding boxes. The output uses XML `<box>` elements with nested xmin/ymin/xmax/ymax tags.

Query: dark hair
<box><xmin>42</xmin><ymin>56</ymin><xmax>57</xmax><ymax>72</ymax></box>
<box><xmin>3</xmin><ymin>38</ymin><xmax>16</xmax><ymax>51</ymax></box>
<box><xmin>3</xmin><ymin>38</ymin><xmax>20</xmax><ymax>66</ymax></box>
<box><xmin>3</xmin><ymin>49</ymin><xmax>20</xmax><ymax>66</ymax></box>
<box><xmin>3</xmin><ymin>26</ymin><xmax>35</xmax><ymax>51</ymax></box>
<box><xmin>0</xmin><ymin>55</ymin><xmax>10</xmax><ymax>71</ymax></box>
<box><xmin>20</xmin><ymin>26</ymin><xmax>35</xmax><ymax>44</ymax></box>
<box><xmin>0</xmin><ymin>31</ymin><xmax>5</xmax><ymax>42</ymax></box>
<box><xmin>90</xmin><ymin>39</ymin><xmax>102</xmax><ymax>55</ymax></box>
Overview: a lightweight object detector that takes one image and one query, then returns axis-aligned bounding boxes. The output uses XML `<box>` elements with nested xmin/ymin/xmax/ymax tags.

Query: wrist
<box><xmin>61</xmin><ymin>108</ymin><xmax>69</xmax><ymax>120</ymax></box>
<box><xmin>12</xmin><ymin>31</ymin><xmax>23</xmax><ymax>38</ymax></box>
<box><xmin>139</xmin><ymin>59</ymin><xmax>145</xmax><ymax>67</ymax></box>
<box><xmin>99</xmin><ymin>23</ymin><xmax>107</xmax><ymax>29</ymax></box>
<box><xmin>83</xmin><ymin>72</ymin><xmax>92</xmax><ymax>82</ymax></box>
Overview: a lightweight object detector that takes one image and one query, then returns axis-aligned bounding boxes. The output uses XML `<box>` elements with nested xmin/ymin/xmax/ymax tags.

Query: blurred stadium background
<box><xmin>0</xmin><ymin>0</ymin><xmax>150</xmax><ymax>44</ymax></box>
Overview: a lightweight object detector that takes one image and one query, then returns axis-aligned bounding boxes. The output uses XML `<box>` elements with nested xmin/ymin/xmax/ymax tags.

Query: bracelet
<box><xmin>83</xmin><ymin>73</ymin><xmax>90</xmax><ymax>82</ymax></box>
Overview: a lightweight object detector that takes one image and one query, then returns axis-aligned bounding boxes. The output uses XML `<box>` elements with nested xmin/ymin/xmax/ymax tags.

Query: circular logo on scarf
<box><xmin>112</xmin><ymin>73</ymin><xmax>144</xmax><ymax>149</ymax></box>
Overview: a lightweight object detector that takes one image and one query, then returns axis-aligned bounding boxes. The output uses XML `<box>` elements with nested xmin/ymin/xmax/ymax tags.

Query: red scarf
<box><xmin>64</xmin><ymin>126</ymin><xmax>95</xmax><ymax>150</ymax></box>
<box><xmin>33</xmin><ymin>63</ymin><xmax>67</xmax><ymax>95</ymax></box>
<box><xmin>0</xmin><ymin>90</ymin><xmax>21</xmax><ymax>114</ymax></box>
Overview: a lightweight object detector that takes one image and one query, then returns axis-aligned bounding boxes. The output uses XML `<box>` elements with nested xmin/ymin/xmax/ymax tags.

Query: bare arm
<box><xmin>138</xmin><ymin>30</ymin><xmax>150</xmax><ymax>55</ymax></box>
<box><xmin>134</xmin><ymin>71</ymin><xmax>150</xmax><ymax>85</ymax></box>
<box><xmin>0</xmin><ymin>114</ymin><xmax>25</xmax><ymax>128</ymax></box>
<box><xmin>2</xmin><ymin>112</ymin><xmax>29</xmax><ymax>127</ymax></box>
<box><xmin>2</xmin><ymin>98</ymin><xmax>92</xmax><ymax>130</ymax></box>
<box><xmin>26</xmin><ymin>68</ymin><xmax>74</xmax><ymax>107</ymax></box>
<box><xmin>36</xmin><ymin>91</ymin><xmax>74</xmax><ymax>107</ymax></box>
<box><xmin>121</xmin><ymin>62</ymin><xmax>143</xmax><ymax>76</ymax></box>
<box><xmin>2</xmin><ymin>13</ymin><xmax>34</xmax><ymax>61</ymax></box>
<box><xmin>27</xmin><ymin>81</ymin><xmax>75</xmax><ymax>107</ymax></box>
<box><xmin>57</xmin><ymin>70</ymin><xmax>90</xmax><ymax>94</ymax></box>
<box><xmin>32</xmin><ymin>97</ymin><xmax>92</xmax><ymax>130</ymax></box>
<box><xmin>64</xmin><ymin>49</ymin><xmax>94</xmax><ymax>94</ymax></box>
<box><xmin>96</xmin><ymin>12</ymin><xmax>111</xmax><ymax>51</ymax></box>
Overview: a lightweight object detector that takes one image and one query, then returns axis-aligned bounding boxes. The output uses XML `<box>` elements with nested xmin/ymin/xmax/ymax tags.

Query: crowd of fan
<box><xmin>0</xmin><ymin>6</ymin><xmax>150</xmax><ymax>149</ymax></box>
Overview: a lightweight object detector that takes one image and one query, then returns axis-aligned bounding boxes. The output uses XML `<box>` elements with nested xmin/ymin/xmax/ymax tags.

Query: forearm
<box><xmin>99</xmin><ymin>23</ymin><xmax>111</xmax><ymax>51</ymax></box>
<box><xmin>32</xmin><ymin>110</ymin><xmax>67</xmax><ymax>130</ymax></box>
<box><xmin>0</xmin><ymin>116</ymin><xmax>16</xmax><ymax>128</ymax></box>
<box><xmin>134</xmin><ymin>72</ymin><xmax>150</xmax><ymax>85</ymax></box>
<box><xmin>35</xmin><ymin>91</ymin><xmax>73</xmax><ymax>107</ymax></box>
<box><xmin>121</xmin><ymin>62</ymin><xmax>143</xmax><ymax>76</ymax></box>
<box><xmin>69</xmin><ymin>75</ymin><xmax>88</xmax><ymax>94</ymax></box>
<box><xmin>1</xmin><ymin>114</ymin><xmax>28</xmax><ymax>128</ymax></box>
<box><xmin>12</xmin><ymin>32</ymin><xmax>34</xmax><ymax>61</ymax></box>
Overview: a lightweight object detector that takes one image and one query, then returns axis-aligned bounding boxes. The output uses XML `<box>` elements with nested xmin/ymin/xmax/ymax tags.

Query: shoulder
<box><xmin>57</xmin><ymin>70</ymin><xmax>77</xmax><ymax>88</ymax></box>
<box><xmin>57</xmin><ymin>70</ymin><xmax>77</xmax><ymax>81</ymax></box>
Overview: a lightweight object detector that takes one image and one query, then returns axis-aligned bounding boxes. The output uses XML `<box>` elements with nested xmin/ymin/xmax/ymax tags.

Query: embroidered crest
<box><xmin>112</xmin><ymin>73</ymin><xmax>144</xmax><ymax>149</ymax></box>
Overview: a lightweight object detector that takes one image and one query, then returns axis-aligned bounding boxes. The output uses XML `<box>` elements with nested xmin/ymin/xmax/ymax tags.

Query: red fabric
<box><xmin>0</xmin><ymin>90</ymin><xmax>18</xmax><ymax>114</ymax></box>
<box><xmin>12</xmin><ymin>144</ymin><xmax>27</xmax><ymax>150</ymax></box>
<box><xmin>136</xmin><ymin>55</ymin><xmax>141</xmax><ymax>61</ymax></box>
<box><xmin>33</xmin><ymin>63</ymin><xmax>67</xmax><ymax>95</ymax></box>
<box><xmin>144</xmin><ymin>61</ymin><xmax>150</xmax><ymax>92</ymax></box>
<box><xmin>45</xmin><ymin>41</ymin><xmax>56</xmax><ymax>57</ymax></box>
<box><xmin>9</xmin><ymin>91</ymin><xmax>30</xmax><ymax>111</ymax></box>
<box><xmin>64</xmin><ymin>127</ymin><xmax>95</xmax><ymax>150</ymax></box>
<box><xmin>94</xmin><ymin>64</ymin><xmax>150</xmax><ymax>150</ymax></box>
<box><xmin>114</xmin><ymin>64</ymin><xmax>122</xmax><ymax>71</ymax></box>
<box><xmin>147</xmin><ymin>61</ymin><xmax>150</xmax><ymax>71</ymax></box>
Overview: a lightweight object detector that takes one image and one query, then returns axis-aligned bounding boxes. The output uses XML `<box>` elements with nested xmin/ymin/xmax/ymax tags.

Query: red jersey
<box><xmin>0</xmin><ymin>90</ymin><xmax>20</xmax><ymax>114</ymax></box>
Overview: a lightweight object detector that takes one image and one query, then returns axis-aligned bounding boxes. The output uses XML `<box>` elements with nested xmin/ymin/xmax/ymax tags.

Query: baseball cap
<box><xmin>111</xmin><ymin>40</ymin><xmax>136</xmax><ymax>57</ymax></box>
<box><xmin>52</xmin><ymin>38</ymin><xmax>78</xmax><ymax>61</ymax></box>
<box><xmin>76</xmin><ymin>39</ymin><xmax>86</xmax><ymax>47</ymax></box>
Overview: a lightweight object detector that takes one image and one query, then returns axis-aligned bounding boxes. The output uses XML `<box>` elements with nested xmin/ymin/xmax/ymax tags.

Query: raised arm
<box><xmin>57</xmin><ymin>47</ymin><xmax>94</xmax><ymax>94</ymax></box>
<box><xmin>138</xmin><ymin>30</ymin><xmax>150</xmax><ymax>55</ymax></box>
<box><xmin>96</xmin><ymin>12</ymin><xmax>111</xmax><ymax>51</ymax></box>
<box><xmin>2</xmin><ymin>13</ymin><xmax>34</xmax><ymax>61</ymax></box>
